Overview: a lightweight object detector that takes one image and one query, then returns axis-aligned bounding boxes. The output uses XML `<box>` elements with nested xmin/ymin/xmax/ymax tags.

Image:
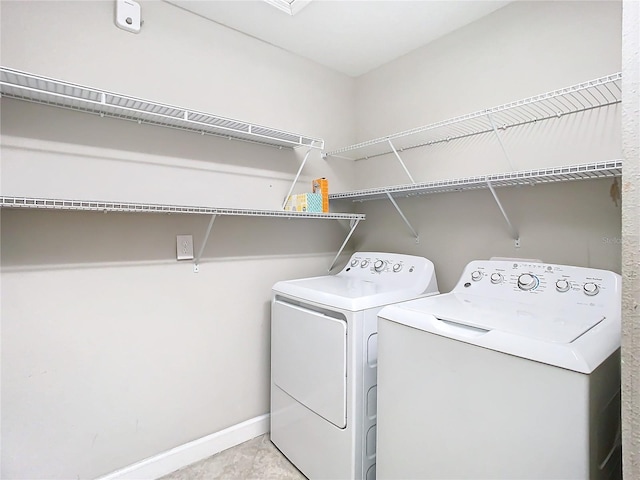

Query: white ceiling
<box><xmin>166</xmin><ymin>1</ymin><xmax>511</xmax><ymax>77</ymax></box>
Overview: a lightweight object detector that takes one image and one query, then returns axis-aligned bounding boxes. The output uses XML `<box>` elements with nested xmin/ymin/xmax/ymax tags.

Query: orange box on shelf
<box><xmin>312</xmin><ymin>178</ymin><xmax>329</xmax><ymax>213</ymax></box>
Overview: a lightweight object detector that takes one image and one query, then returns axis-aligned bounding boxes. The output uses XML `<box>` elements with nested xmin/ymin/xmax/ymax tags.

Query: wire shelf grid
<box><xmin>0</xmin><ymin>67</ymin><xmax>324</xmax><ymax>150</ymax></box>
<box><xmin>325</xmin><ymin>73</ymin><xmax>622</xmax><ymax>161</ymax></box>
<box><xmin>0</xmin><ymin>196</ymin><xmax>365</xmax><ymax>220</ymax></box>
<box><xmin>329</xmin><ymin>160</ymin><xmax>623</xmax><ymax>202</ymax></box>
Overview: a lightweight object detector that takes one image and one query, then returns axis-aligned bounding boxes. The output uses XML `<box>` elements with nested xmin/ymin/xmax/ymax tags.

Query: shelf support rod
<box><xmin>194</xmin><ymin>214</ymin><xmax>217</xmax><ymax>273</ymax></box>
<box><xmin>282</xmin><ymin>147</ymin><xmax>313</xmax><ymax>209</ymax></box>
<box><xmin>487</xmin><ymin>113</ymin><xmax>516</xmax><ymax>171</ymax></box>
<box><xmin>328</xmin><ymin>218</ymin><xmax>361</xmax><ymax>272</ymax></box>
<box><xmin>388</xmin><ymin>139</ymin><xmax>416</xmax><ymax>183</ymax></box>
<box><xmin>385</xmin><ymin>192</ymin><xmax>419</xmax><ymax>243</ymax></box>
<box><xmin>486</xmin><ymin>181</ymin><xmax>519</xmax><ymax>242</ymax></box>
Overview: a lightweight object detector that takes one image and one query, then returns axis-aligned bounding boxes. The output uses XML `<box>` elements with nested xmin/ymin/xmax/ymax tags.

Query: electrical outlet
<box><xmin>177</xmin><ymin>235</ymin><xmax>194</xmax><ymax>260</ymax></box>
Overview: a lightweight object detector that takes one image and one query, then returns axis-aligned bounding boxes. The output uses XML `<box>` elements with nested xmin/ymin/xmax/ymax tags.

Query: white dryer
<box><xmin>376</xmin><ymin>259</ymin><xmax>622</xmax><ymax>480</ymax></box>
<box><xmin>271</xmin><ymin>252</ymin><xmax>439</xmax><ymax>480</ymax></box>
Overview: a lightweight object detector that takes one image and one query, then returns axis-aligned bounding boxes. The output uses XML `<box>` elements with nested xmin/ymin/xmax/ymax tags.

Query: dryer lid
<box><xmin>397</xmin><ymin>292</ymin><xmax>604</xmax><ymax>343</ymax></box>
<box><xmin>273</xmin><ymin>275</ymin><xmax>429</xmax><ymax>311</ymax></box>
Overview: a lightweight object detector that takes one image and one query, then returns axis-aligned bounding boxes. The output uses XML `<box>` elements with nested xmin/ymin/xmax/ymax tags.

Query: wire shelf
<box><xmin>0</xmin><ymin>196</ymin><xmax>365</xmax><ymax>220</ymax></box>
<box><xmin>0</xmin><ymin>67</ymin><xmax>324</xmax><ymax>150</ymax></box>
<box><xmin>324</xmin><ymin>73</ymin><xmax>622</xmax><ymax>161</ymax></box>
<box><xmin>329</xmin><ymin>160</ymin><xmax>623</xmax><ymax>202</ymax></box>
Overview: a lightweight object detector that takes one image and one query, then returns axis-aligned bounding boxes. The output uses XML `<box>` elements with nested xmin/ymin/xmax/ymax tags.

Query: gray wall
<box><xmin>0</xmin><ymin>1</ymin><xmax>356</xmax><ymax>479</ymax></box>
<box><xmin>0</xmin><ymin>0</ymin><xmax>631</xmax><ymax>479</ymax></box>
<box><xmin>621</xmin><ymin>0</ymin><xmax>640</xmax><ymax>477</ymax></box>
<box><xmin>349</xmin><ymin>0</ymin><xmax>622</xmax><ymax>291</ymax></box>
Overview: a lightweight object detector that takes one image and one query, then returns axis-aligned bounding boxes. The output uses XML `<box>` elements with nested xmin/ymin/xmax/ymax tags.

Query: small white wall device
<box><xmin>115</xmin><ymin>0</ymin><xmax>141</xmax><ymax>34</ymax></box>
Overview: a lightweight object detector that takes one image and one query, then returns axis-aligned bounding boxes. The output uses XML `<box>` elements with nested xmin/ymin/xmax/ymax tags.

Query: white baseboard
<box><xmin>96</xmin><ymin>414</ymin><xmax>270</xmax><ymax>480</ymax></box>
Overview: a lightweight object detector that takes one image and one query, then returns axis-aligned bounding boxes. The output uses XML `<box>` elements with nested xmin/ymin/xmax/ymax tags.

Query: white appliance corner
<box><xmin>95</xmin><ymin>414</ymin><xmax>270</xmax><ymax>480</ymax></box>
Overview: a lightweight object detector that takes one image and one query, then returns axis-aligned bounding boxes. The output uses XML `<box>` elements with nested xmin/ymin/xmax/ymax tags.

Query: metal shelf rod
<box><xmin>486</xmin><ymin>181</ymin><xmax>519</xmax><ymax>242</ymax></box>
<box><xmin>282</xmin><ymin>148</ymin><xmax>312</xmax><ymax>209</ymax></box>
<box><xmin>388</xmin><ymin>139</ymin><xmax>416</xmax><ymax>183</ymax></box>
<box><xmin>328</xmin><ymin>219</ymin><xmax>361</xmax><ymax>272</ymax></box>
<box><xmin>385</xmin><ymin>192</ymin><xmax>419</xmax><ymax>243</ymax></box>
<box><xmin>194</xmin><ymin>214</ymin><xmax>216</xmax><ymax>273</ymax></box>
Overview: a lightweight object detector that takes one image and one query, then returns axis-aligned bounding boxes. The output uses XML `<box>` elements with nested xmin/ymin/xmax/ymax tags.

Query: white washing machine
<box><xmin>270</xmin><ymin>252</ymin><xmax>439</xmax><ymax>480</ymax></box>
<box><xmin>376</xmin><ymin>259</ymin><xmax>621</xmax><ymax>480</ymax></box>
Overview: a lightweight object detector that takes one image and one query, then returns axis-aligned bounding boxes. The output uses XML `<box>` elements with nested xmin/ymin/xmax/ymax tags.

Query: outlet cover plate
<box><xmin>177</xmin><ymin>235</ymin><xmax>194</xmax><ymax>260</ymax></box>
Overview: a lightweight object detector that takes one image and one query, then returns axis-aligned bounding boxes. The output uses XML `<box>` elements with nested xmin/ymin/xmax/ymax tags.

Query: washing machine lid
<box><xmin>399</xmin><ymin>292</ymin><xmax>604</xmax><ymax>344</ymax></box>
<box><xmin>380</xmin><ymin>292</ymin><xmax>619</xmax><ymax>373</ymax></box>
<box><xmin>273</xmin><ymin>275</ymin><xmax>425</xmax><ymax>311</ymax></box>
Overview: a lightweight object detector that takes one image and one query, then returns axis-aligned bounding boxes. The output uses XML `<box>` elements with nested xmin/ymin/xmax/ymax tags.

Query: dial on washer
<box><xmin>517</xmin><ymin>273</ymin><xmax>537</xmax><ymax>291</ymax></box>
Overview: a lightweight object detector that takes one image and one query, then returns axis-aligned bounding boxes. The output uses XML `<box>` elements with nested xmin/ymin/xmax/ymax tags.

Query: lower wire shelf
<box><xmin>328</xmin><ymin>160</ymin><xmax>623</xmax><ymax>202</ymax></box>
<box><xmin>0</xmin><ymin>196</ymin><xmax>365</xmax><ymax>220</ymax></box>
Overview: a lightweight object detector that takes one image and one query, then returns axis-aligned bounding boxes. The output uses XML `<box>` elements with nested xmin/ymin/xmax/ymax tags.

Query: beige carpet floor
<box><xmin>159</xmin><ymin>433</ymin><xmax>306</xmax><ymax>480</ymax></box>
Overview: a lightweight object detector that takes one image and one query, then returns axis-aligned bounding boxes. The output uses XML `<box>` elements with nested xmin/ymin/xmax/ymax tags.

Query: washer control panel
<box><xmin>457</xmin><ymin>260</ymin><xmax>620</xmax><ymax>305</ymax></box>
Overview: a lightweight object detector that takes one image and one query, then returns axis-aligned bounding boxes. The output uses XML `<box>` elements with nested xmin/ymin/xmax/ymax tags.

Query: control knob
<box><xmin>555</xmin><ymin>279</ymin><xmax>571</xmax><ymax>293</ymax></box>
<box><xmin>517</xmin><ymin>273</ymin><xmax>538</xmax><ymax>291</ymax></box>
<box><xmin>471</xmin><ymin>271</ymin><xmax>482</xmax><ymax>282</ymax></box>
<box><xmin>393</xmin><ymin>263</ymin><xmax>403</xmax><ymax>272</ymax></box>
<box><xmin>350</xmin><ymin>259</ymin><xmax>359</xmax><ymax>267</ymax></box>
<box><xmin>583</xmin><ymin>282</ymin><xmax>600</xmax><ymax>296</ymax></box>
<box><xmin>490</xmin><ymin>273</ymin><xmax>503</xmax><ymax>284</ymax></box>
<box><xmin>374</xmin><ymin>260</ymin><xmax>385</xmax><ymax>272</ymax></box>
<box><xmin>361</xmin><ymin>260</ymin><xmax>369</xmax><ymax>268</ymax></box>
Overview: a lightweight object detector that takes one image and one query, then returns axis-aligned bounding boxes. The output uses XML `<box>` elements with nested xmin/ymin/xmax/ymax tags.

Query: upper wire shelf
<box><xmin>0</xmin><ymin>196</ymin><xmax>365</xmax><ymax>220</ymax></box>
<box><xmin>0</xmin><ymin>67</ymin><xmax>324</xmax><ymax>150</ymax></box>
<box><xmin>324</xmin><ymin>73</ymin><xmax>622</xmax><ymax>161</ymax></box>
<box><xmin>329</xmin><ymin>160</ymin><xmax>623</xmax><ymax>202</ymax></box>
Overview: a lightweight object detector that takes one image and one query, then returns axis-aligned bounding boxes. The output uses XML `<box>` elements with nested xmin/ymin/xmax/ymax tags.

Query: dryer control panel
<box><xmin>456</xmin><ymin>260</ymin><xmax>621</xmax><ymax>307</ymax></box>
<box><xmin>340</xmin><ymin>252</ymin><xmax>439</xmax><ymax>291</ymax></box>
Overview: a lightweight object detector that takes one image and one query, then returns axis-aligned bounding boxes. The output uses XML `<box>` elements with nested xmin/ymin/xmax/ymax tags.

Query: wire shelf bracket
<box><xmin>328</xmin><ymin>218</ymin><xmax>361</xmax><ymax>272</ymax></box>
<box><xmin>388</xmin><ymin>139</ymin><xmax>416</xmax><ymax>183</ymax></box>
<box><xmin>486</xmin><ymin>181</ymin><xmax>520</xmax><ymax>246</ymax></box>
<box><xmin>282</xmin><ymin>147</ymin><xmax>313</xmax><ymax>209</ymax></box>
<box><xmin>385</xmin><ymin>191</ymin><xmax>419</xmax><ymax>243</ymax></box>
<box><xmin>194</xmin><ymin>214</ymin><xmax>217</xmax><ymax>273</ymax></box>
